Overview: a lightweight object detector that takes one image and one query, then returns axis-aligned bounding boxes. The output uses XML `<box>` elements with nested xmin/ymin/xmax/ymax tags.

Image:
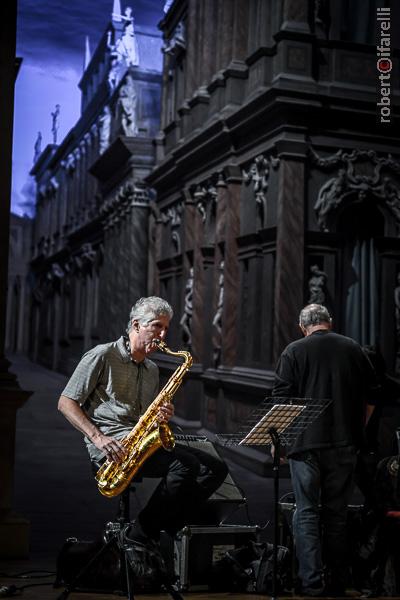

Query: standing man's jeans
<box><xmin>289</xmin><ymin>445</ymin><xmax>357</xmax><ymax>594</ymax></box>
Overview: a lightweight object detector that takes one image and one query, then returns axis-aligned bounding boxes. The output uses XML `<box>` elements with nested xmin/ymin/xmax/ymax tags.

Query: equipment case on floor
<box><xmin>162</xmin><ymin>524</ymin><xmax>260</xmax><ymax>592</ymax></box>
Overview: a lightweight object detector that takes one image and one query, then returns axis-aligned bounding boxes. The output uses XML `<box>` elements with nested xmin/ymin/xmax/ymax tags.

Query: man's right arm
<box><xmin>272</xmin><ymin>350</ymin><xmax>297</xmax><ymax>398</ymax></box>
<box><xmin>58</xmin><ymin>395</ymin><xmax>126</xmax><ymax>462</ymax></box>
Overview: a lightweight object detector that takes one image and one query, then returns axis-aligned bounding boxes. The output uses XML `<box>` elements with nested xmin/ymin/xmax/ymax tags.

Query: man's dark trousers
<box><xmin>289</xmin><ymin>445</ymin><xmax>357</xmax><ymax>593</ymax></box>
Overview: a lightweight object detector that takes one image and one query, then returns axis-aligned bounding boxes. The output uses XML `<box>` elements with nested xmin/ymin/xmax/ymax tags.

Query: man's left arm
<box><xmin>363</xmin><ymin>352</ymin><xmax>381</xmax><ymax>424</ymax></box>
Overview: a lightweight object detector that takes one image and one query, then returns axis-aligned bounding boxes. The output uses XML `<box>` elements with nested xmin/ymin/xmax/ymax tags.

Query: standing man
<box><xmin>58</xmin><ymin>296</ymin><xmax>227</xmax><ymax>549</ymax></box>
<box><xmin>273</xmin><ymin>304</ymin><xmax>377</xmax><ymax>596</ymax></box>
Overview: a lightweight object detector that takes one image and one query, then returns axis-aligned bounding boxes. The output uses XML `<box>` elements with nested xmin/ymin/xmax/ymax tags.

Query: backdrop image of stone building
<box><xmin>26</xmin><ymin>1</ymin><xmax>163</xmax><ymax>375</ymax></box>
<box><xmin>9</xmin><ymin>0</ymin><xmax>400</xmax><ymax>472</ymax></box>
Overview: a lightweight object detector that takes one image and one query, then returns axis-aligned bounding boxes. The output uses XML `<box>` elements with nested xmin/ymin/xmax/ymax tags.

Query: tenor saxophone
<box><xmin>95</xmin><ymin>339</ymin><xmax>193</xmax><ymax>497</ymax></box>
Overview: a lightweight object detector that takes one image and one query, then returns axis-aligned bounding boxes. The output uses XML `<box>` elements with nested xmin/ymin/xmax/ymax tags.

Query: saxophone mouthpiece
<box><xmin>153</xmin><ymin>338</ymin><xmax>166</xmax><ymax>350</ymax></box>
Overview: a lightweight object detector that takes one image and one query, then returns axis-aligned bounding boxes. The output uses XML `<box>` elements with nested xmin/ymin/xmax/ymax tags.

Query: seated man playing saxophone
<box><xmin>58</xmin><ymin>295</ymin><xmax>228</xmax><ymax>548</ymax></box>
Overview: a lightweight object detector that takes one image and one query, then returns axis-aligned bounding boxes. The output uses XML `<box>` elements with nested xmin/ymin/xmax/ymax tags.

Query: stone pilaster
<box><xmin>273</xmin><ymin>148</ymin><xmax>306</xmax><ymax>362</ymax></box>
<box><xmin>218</xmin><ymin>166</ymin><xmax>242</xmax><ymax>367</ymax></box>
<box><xmin>190</xmin><ymin>190</ymin><xmax>206</xmax><ymax>365</ymax></box>
<box><xmin>185</xmin><ymin>0</ymin><xmax>200</xmax><ymax>99</ymax></box>
<box><xmin>280</xmin><ymin>0</ymin><xmax>310</xmax><ymax>33</ymax></box>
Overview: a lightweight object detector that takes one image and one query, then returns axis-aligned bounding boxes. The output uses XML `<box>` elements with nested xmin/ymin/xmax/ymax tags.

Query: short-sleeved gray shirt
<box><xmin>61</xmin><ymin>336</ymin><xmax>159</xmax><ymax>462</ymax></box>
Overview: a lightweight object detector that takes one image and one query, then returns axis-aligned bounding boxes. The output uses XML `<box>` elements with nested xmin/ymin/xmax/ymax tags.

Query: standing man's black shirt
<box><xmin>273</xmin><ymin>330</ymin><xmax>378</xmax><ymax>456</ymax></box>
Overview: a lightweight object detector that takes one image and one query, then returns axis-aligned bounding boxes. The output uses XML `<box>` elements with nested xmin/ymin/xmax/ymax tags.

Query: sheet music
<box><xmin>239</xmin><ymin>403</ymin><xmax>306</xmax><ymax>445</ymax></box>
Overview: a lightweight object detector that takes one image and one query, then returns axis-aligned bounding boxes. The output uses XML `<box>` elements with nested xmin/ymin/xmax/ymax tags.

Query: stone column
<box><xmin>189</xmin><ymin>190</ymin><xmax>206</xmax><ymax>365</ymax></box>
<box><xmin>216</xmin><ymin>1</ymin><xmax>234</xmax><ymax>71</ymax></box>
<box><xmin>273</xmin><ymin>142</ymin><xmax>306</xmax><ymax>362</ymax></box>
<box><xmin>218</xmin><ymin>166</ymin><xmax>242</xmax><ymax>367</ymax></box>
<box><xmin>52</xmin><ymin>291</ymin><xmax>61</xmax><ymax>370</ymax></box>
<box><xmin>0</xmin><ymin>1</ymin><xmax>31</xmax><ymax>558</ymax></box>
<box><xmin>202</xmin><ymin>0</ymin><xmax>218</xmax><ymax>86</ymax></box>
<box><xmin>128</xmin><ymin>185</ymin><xmax>150</xmax><ymax>302</ymax></box>
<box><xmin>185</xmin><ymin>0</ymin><xmax>200</xmax><ymax>99</ymax></box>
<box><xmin>280</xmin><ymin>0</ymin><xmax>310</xmax><ymax>33</ymax></box>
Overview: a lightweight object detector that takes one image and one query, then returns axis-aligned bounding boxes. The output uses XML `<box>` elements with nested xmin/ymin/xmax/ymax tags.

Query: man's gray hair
<box><xmin>127</xmin><ymin>296</ymin><xmax>173</xmax><ymax>333</ymax></box>
<box><xmin>299</xmin><ymin>304</ymin><xmax>331</xmax><ymax>329</ymax></box>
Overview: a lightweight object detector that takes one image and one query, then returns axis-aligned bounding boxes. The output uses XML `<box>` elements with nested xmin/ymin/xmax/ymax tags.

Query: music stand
<box><xmin>218</xmin><ymin>396</ymin><xmax>332</xmax><ymax>600</ymax></box>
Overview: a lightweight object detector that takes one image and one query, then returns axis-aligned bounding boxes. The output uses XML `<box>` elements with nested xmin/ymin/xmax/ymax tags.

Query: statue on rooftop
<box><xmin>106</xmin><ymin>6</ymin><xmax>139</xmax><ymax>90</ymax></box>
<box><xmin>51</xmin><ymin>104</ymin><xmax>60</xmax><ymax>144</ymax></box>
<box><xmin>114</xmin><ymin>7</ymin><xmax>139</xmax><ymax>67</ymax></box>
<box><xmin>33</xmin><ymin>131</ymin><xmax>42</xmax><ymax>163</ymax></box>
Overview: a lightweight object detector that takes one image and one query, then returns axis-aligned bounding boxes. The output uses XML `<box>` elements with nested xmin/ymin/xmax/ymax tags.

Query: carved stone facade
<box><xmin>146</xmin><ymin>0</ymin><xmax>400</xmax><ymax>470</ymax></box>
<box><xmin>15</xmin><ymin>1</ymin><xmax>400</xmax><ymax>472</ymax></box>
<box><xmin>28</xmin><ymin>9</ymin><xmax>162</xmax><ymax>374</ymax></box>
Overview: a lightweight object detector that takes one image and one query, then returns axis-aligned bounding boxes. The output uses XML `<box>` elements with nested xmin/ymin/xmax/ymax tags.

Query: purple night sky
<box><xmin>12</xmin><ymin>0</ymin><xmax>165</xmax><ymax>216</ymax></box>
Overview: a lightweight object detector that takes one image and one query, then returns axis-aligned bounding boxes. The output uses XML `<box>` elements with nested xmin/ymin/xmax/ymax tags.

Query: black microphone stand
<box><xmin>268</xmin><ymin>427</ymin><xmax>281</xmax><ymax>600</ymax></box>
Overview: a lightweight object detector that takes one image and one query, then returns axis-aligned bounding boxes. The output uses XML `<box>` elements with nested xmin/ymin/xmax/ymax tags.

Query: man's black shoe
<box><xmin>119</xmin><ymin>521</ymin><xmax>148</xmax><ymax>545</ymax></box>
<box><xmin>323</xmin><ymin>586</ymin><xmax>347</xmax><ymax>598</ymax></box>
<box><xmin>118</xmin><ymin>524</ymin><xmax>167</xmax><ymax>585</ymax></box>
<box><xmin>301</xmin><ymin>581</ymin><xmax>325</xmax><ymax>597</ymax></box>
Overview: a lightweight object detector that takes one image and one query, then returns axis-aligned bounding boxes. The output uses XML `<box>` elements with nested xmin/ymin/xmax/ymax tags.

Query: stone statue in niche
<box><xmin>47</xmin><ymin>263</ymin><xmax>65</xmax><ymax>291</ymax></box>
<box><xmin>164</xmin><ymin>203</ymin><xmax>183</xmax><ymax>253</ymax></box>
<box><xmin>196</xmin><ymin>199</ymin><xmax>206</xmax><ymax>223</ymax></box>
<box><xmin>33</xmin><ymin>131</ymin><xmax>42</xmax><ymax>163</ymax></box>
<box><xmin>193</xmin><ymin>183</ymin><xmax>217</xmax><ymax>228</ymax></box>
<box><xmin>212</xmin><ymin>260</ymin><xmax>225</xmax><ymax>366</ymax></box>
<box><xmin>118</xmin><ymin>75</ymin><xmax>138</xmax><ymax>136</ymax></box>
<box><xmin>314</xmin><ymin>0</ymin><xmax>331</xmax><ymax>37</ymax></box>
<box><xmin>98</xmin><ymin>105</ymin><xmax>111</xmax><ymax>154</ymax></box>
<box><xmin>314</xmin><ymin>169</ymin><xmax>347</xmax><ymax>231</ymax></box>
<box><xmin>51</xmin><ymin>104</ymin><xmax>60</xmax><ymax>144</ymax></box>
<box><xmin>180</xmin><ymin>267</ymin><xmax>194</xmax><ymax>347</ymax></box>
<box><xmin>163</xmin><ymin>21</ymin><xmax>186</xmax><ymax>57</ymax></box>
<box><xmin>80</xmin><ymin>243</ymin><xmax>97</xmax><ymax>273</ymax></box>
<box><xmin>171</xmin><ymin>231</ymin><xmax>181</xmax><ymax>254</ymax></box>
<box><xmin>383</xmin><ymin>177</ymin><xmax>400</xmax><ymax>230</ymax></box>
<box><xmin>243</xmin><ymin>154</ymin><xmax>279</xmax><ymax>230</ymax></box>
<box><xmin>394</xmin><ymin>272</ymin><xmax>400</xmax><ymax>374</ymax></box>
<box><xmin>308</xmin><ymin>264</ymin><xmax>328</xmax><ymax>304</ymax></box>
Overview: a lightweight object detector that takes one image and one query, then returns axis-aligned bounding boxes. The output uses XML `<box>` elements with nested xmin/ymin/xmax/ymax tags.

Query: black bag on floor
<box><xmin>209</xmin><ymin>540</ymin><xmax>261</xmax><ymax>592</ymax></box>
<box><xmin>209</xmin><ymin>540</ymin><xmax>291</xmax><ymax>593</ymax></box>
<box><xmin>55</xmin><ymin>537</ymin><xmax>121</xmax><ymax>590</ymax></box>
<box><xmin>254</xmin><ymin>542</ymin><xmax>291</xmax><ymax>594</ymax></box>
<box><xmin>56</xmin><ymin>534</ymin><xmax>167</xmax><ymax>593</ymax></box>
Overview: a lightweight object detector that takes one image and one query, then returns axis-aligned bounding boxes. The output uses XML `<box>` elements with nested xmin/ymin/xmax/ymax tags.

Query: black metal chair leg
<box><xmin>124</xmin><ymin>552</ymin><xmax>135</xmax><ymax>600</ymax></box>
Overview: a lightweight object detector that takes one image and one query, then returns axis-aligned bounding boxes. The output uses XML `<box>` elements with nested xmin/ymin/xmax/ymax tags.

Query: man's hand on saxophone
<box><xmin>93</xmin><ymin>432</ymin><xmax>127</xmax><ymax>463</ymax></box>
<box><xmin>156</xmin><ymin>402</ymin><xmax>174</xmax><ymax>423</ymax></box>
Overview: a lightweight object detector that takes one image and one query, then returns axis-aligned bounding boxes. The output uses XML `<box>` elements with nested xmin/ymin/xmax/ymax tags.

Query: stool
<box><xmin>56</xmin><ymin>473</ymin><xmax>183</xmax><ymax>600</ymax></box>
<box><xmin>56</xmin><ymin>485</ymin><xmax>136</xmax><ymax>600</ymax></box>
